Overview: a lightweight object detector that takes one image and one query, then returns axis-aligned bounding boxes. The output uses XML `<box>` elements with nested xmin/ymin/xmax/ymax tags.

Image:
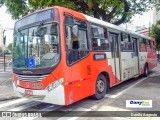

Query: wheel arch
<box><xmin>145</xmin><ymin>62</ymin><xmax>149</xmax><ymax>71</ymax></box>
<box><xmin>143</xmin><ymin>62</ymin><xmax>149</xmax><ymax>77</ymax></box>
<box><xmin>145</xmin><ymin>62</ymin><xmax>148</xmax><ymax>67</ymax></box>
<box><xmin>100</xmin><ymin>71</ymin><xmax>110</xmax><ymax>92</ymax></box>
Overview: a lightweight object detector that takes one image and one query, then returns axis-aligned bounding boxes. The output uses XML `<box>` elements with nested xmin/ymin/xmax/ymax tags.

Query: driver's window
<box><xmin>65</xmin><ymin>18</ymin><xmax>89</xmax><ymax>65</ymax></box>
<box><xmin>65</xmin><ymin>26</ymin><xmax>72</xmax><ymax>49</ymax></box>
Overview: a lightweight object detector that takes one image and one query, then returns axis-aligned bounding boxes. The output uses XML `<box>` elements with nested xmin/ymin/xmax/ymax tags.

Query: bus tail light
<box><xmin>47</xmin><ymin>78</ymin><xmax>64</xmax><ymax>91</ymax></box>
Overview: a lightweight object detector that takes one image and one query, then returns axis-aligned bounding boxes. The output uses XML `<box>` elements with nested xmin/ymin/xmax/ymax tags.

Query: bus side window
<box><xmin>91</xmin><ymin>24</ymin><xmax>109</xmax><ymax>51</ymax></box>
<box><xmin>132</xmin><ymin>37</ymin><xmax>139</xmax><ymax>56</ymax></box>
<box><xmin>65</xmin><ymin>18</ymin><xmax>89</xmax><ymax>65</ymax></box>
<box><xmin>143</xmin><ymin>39</ymin><xmax>147</xmax><ymax>52</ymax></box>
<box><xmin>153</xmin><ymin>41</ymin><xmax>156</xmax><ymax>52</ymax></box>
<box><xmin>121</xmin><ymin>33</ymin><xmax>133</xmax><ymax>52</ymax></box>
<box><xmin>78</xmin><ymin>29</ymin><xmax>88</xmax><ymax>50</ymax></box>
<box><xmin>72</xmin><ymin>32</ymin><xmax>79</xmax><ymax>49</ymax></box>
<box><xmin>145</xmin><ymin>39</ymin><xmax>151</xmax><ymax>52</ymax></box>
<box><xmin>65</xmin><ymin>26</ymin><xmax>72</xmax><ymax>49</ymax></box>
<box><xmin>139</xmin><ymin>38</ymin><xmax>146</xmax><ymax>52</ymax></box>
<box><xmin>150</xmin><ymin>41</ymin><xmax>153</xmax><ymax>51</ymax></box>
<box><xmin>148</xmin><ymin>40</ymin><xmax>152</xmax><ymax>52</ymax></box>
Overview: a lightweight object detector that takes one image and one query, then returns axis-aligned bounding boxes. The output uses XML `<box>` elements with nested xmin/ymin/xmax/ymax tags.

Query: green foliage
<box><xmin>3</xmin><ymin>49</ymin><xmax>8</xmax><ymax>53</ymax></box>
<box><xmin>1</xmin><ymin>0</ymin><xmax>153</xmax><ymax>25</ymax></box>
<box><xmin>150</xmin><ymin>20</ymin><xmax>160</xmax><ymax>49</ymax></box>
<box><xmin>7</xmin><ymin>43</ymin><xmax>12</xmax><ymax>52</ymax></box>
<box><xmin>0</xmin><ymin>0</ymin><xmax>3</xmax><ymax>7</ymax></box>
<box><xmin>0</xmin><ymin>47</ymin><xmax>2</xmax><ymax>52</ymax></box>
<box><xmin>1</xmin><ymin>0</ymin><xmax>29</xmax><ymax>19</ymax></box>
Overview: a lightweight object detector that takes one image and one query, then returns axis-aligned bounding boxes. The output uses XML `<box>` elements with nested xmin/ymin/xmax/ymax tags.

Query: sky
<box><xmin>0</xmin><ymin>6</ymin><xmax>154</xmax><ymax>46</ymax></box>
<box><xmin>123</xmin><ymin>9</ymin><xmax>154</xmax><ymax>31</ymax></box>
<box><xmin>0</xmin><ymin>6</ymin><xmax>15</xmax><ymax>46</ymax></box>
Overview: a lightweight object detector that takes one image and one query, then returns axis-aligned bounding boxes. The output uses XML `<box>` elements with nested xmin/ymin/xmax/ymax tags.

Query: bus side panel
<box><xmin>120</xmin><ymin>52</ymin><xmax>136</xmax><ymax>80</ymax></box>
<box><xmin>139</xmin><ymin>51</ymin><xmax>157</xmax><ymax>74</ymax></box>
<box><xmin>91</xmin><ymin>52</ymin><xmax>119</xmax><ymax>89</ymax></box>
<box><xmin>68</xmin><ymin>53</ymin><xmax>95</xmax><ymax>104</ymax></box>
<box><xmin>147</xmin><ymin>52</ymin><xmax>157</xmax><ymax>71</ymax></box>
<box><xmin>64</xmin><ymin>52</ymin><xmax>117</xmax><ymax>104</ymax></box>
<box><xmin>105</xmin><ymin>52</ymin><xmax>120</xmax><ymax>84</ymax></box>
<box><xmin>139</xmin><ymin>51</ymin><xmax>147</xmax><ymax>74</ymax></box>
<box><xmin>64</xmin><ymin>82</ymin><xmax>75</xmax><ymax>105</ymax></box>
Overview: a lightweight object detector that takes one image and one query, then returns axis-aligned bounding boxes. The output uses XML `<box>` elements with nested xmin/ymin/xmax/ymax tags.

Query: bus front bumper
<box><xmin>12</xmin><ymin>82</ymin><xmax>65</xmax><ymax>105</ymax></box>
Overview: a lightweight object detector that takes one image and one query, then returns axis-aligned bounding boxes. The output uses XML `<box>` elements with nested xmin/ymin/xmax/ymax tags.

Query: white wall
<box><xmin>0</xmin><ymin>24</ymin><xmax>4</xmax><ymax>51</ymax></box>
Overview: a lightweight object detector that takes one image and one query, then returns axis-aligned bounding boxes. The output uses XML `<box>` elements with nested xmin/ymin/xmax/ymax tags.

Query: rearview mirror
<box><xmin>72</xmin><ymin>25</ymin><xmax>78</xmax><ymax>37</ymax></box>
<box><xmin>44</xmin><ymin>35</ymin><xmax>57</xmax><ymax>44</ymax></box>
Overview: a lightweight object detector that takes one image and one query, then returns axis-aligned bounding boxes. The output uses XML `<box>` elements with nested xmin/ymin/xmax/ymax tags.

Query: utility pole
<box><xmin>2</xmin><ymin>28</ymin><xmax>14</xmax><ymax>71</ymax></box>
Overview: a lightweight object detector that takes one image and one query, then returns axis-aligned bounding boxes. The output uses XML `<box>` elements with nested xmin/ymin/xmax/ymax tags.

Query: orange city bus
<box><xmin>12</xmin><ymin>6</ymin><xmax>157</xmax><ymax>105</ymax></box>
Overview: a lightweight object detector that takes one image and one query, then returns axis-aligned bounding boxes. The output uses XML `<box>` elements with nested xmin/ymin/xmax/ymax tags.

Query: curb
<box><xmin>0</xmin><ymin>95</ymin><xmax>19</xmax><ymax>101</ymax></box>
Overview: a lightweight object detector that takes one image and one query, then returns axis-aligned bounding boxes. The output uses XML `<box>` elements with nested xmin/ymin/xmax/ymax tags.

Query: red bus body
<box><xmin>12</xmin><ymin>6</ymin><xmax>157</xmax><ymax>105</ymax></box>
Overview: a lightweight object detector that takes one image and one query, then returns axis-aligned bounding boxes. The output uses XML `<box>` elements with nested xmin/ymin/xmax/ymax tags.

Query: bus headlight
<box><xmin>47</xmin><ymin>78</ymin><xmax>64</xmax><ymax>91</ymax></box>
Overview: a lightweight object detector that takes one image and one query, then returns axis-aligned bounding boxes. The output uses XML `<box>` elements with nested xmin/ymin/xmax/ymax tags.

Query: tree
<box><xmin>0</xmin><ymin>47</ymin><xmax>2</xmax><ymax>52</ymax></box>
<box><xmin>7</xmin><ymin>43</ymin><xmax>12</xmax><ymax>52</ymax></box>
<box><xmin>150</xmin><ymin>20</ymin><xmax>160</xmax><ymax>50</ymax></box>
<box><xmin>0</xmin><ymin>0</ymin><xmax>154</xmax><ymax>25</ymax></box>
<box><xmin>0</xmin><ymin>0</ymin><xmax>3</xmax><ymax>7</ymax></box>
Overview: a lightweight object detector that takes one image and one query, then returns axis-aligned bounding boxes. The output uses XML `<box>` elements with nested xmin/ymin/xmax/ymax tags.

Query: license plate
<box><xmin>25</xmin><ymin>89</ymin><xmax>33</xmax><ymax>95</ymax></box>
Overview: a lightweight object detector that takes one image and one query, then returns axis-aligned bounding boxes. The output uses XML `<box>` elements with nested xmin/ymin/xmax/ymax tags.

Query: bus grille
<box><xmin>15</xmin><ymin>74</ymin><xmax>48</xmax><ymax>82</ymax></box>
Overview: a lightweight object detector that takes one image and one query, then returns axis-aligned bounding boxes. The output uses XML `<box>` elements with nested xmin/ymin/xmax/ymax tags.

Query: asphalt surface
<box><xmin>0</xmin><ymin>71</ymin><xmax>18</xmax><ymax>101</ymax></box>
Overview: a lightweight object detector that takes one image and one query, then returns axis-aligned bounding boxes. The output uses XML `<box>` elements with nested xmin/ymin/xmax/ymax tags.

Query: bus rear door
<box><xmin>132</xmin><ymin>37</ymin><xmax>139</xmax><ymax>75</ymax></box>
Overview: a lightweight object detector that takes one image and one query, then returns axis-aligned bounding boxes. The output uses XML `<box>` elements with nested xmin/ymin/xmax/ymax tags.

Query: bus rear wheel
<box><xmin>144</xmin><ymin>64</ymin><xmax>148</xmax><ymax>77</ymax></box>
<box><xmin>91</xmin><ymin>74</ymin><xmax>107</xmax><ymax>100</ymax></box>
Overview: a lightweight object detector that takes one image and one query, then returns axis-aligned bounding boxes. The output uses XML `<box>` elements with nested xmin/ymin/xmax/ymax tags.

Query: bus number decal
<box><xmin>94</xmin><ymin>54</ymin><xmax>106</xmax><ymax>60</ymax></box>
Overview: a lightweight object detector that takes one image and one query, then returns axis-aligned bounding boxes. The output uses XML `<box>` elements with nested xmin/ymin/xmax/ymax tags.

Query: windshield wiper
<box><xmin>37</xmin><ymin>20</ymin><xmax>48</xmax><ymax>30</ymax></box>
<box><xmin>35</xmin><ymin>20</ymin><xmax>48</xmax><ymax>36</ymax></box>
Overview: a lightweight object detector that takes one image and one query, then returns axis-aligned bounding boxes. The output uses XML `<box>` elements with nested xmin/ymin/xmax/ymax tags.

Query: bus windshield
<box><xmin>12</xmin><ymin>23</ymin><xmax>60</xmax><ymax>69</ymax></box>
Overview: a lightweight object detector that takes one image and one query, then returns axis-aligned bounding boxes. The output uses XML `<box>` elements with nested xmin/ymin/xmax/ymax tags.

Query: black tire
<box><xmin>143</xmin><ymin>64</ymin><xmax>148</xmax><ymax>77</ymax></box>
<box><xmin>91</xmin><ymin>74</ymin><xmax>107</xmax><ymax>100</ymax></box>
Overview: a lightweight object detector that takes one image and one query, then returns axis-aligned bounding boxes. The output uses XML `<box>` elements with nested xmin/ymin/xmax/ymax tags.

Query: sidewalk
<box><xmin>0</xmin><ymin>71</ymin><xmax>19</xmax><ymax>101</ymax></box>
<box><xmin>0</xmin><ymin>67</ymin><xmax>12</xmax><ymax>72</ymax></box>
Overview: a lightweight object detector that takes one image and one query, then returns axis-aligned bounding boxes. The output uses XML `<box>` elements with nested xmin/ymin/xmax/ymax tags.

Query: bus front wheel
<box><xmin>91</xmin><ymin>74</ymin><xmax>107</xmax><ymax>100</ymax></box>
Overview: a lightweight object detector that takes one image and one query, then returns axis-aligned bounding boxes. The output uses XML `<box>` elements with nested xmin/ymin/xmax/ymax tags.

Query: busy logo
<box><xmin>126</xmin><ymin>100</ymin><xmax>152</xmax><ymax>108</ymax></box>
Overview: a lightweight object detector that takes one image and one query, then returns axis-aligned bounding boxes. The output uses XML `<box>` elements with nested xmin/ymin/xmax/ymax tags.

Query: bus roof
<box><xmin>15</xmin><ymin>6</ymin><xmax>154</xmax><ymax>41</ymax></box>
<box><xmin>56</xmin><ymin>6</ymin><xmax>153</xmax><ymax>41</ymax></box>
<box><xmin>83</xmin><ymin>14</ymin><xmax>153</xmax><ymax>40</ymax></box>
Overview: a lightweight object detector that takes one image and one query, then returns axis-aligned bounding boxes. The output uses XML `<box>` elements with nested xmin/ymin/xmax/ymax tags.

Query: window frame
<box><xmin>91</xmin><ymin>24</ymin><xmax>110</xmax><ymax>52</ymax></box>
<box><xmin>120</xmin><ymin>32</ymin><xmax>133</xmax><ymax>52</ymax></box>
<box><xmin>64</xmin><ymin>17</ymin><xmax>90</xmax><ymax>66</ymax></box>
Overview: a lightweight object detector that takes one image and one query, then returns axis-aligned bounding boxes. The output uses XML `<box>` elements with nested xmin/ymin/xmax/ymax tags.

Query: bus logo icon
<box><xmin>2</xmin><ymin>112</ymin><xmax>12</xmax><ymax>117</ymax></box>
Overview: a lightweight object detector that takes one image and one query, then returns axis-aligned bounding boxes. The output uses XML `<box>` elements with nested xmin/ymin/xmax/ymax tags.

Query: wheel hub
<box><xmin>97</xmin><ymin>79</ymin><xmax>105</xmax><ymax>93</ymax></box>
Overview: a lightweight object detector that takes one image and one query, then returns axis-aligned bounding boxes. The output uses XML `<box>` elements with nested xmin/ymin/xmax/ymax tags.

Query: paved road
<box><xmin>0</xmin><ymin>71</ymin><xmax>18</xmax><ymax>100</ymax></box>
<box><xmin>0</xmin><ymin>65</ymin><xmax>159</xmax><ymax>120</ymax></box>
<box><xmin>0</xmin><ymin>67</ymin><xmax>12</xmax><ymax>72</ymax></box>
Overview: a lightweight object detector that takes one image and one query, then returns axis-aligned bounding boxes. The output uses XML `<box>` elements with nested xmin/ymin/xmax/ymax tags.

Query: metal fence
<box><xmin>0</xmin><ymin>53</ymin><xmax>12</xmax><ymax>72</ymax></box>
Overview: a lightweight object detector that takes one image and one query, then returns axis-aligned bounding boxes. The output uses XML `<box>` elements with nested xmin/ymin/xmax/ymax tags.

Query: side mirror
<box><xmin>72</xmin><ymin>25</ymin><xmax>78</xmax><ymax>37</ymax></box>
